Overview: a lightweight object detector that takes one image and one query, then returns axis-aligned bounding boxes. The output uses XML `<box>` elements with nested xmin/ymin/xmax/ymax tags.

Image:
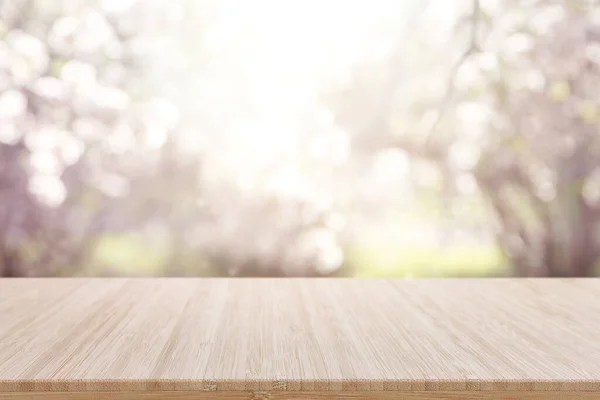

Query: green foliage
<box><xmin>346</xmin><ymin>243</ymin><xmax>504</xmax><ymax>278</ymax></box>
<box><xmin>92</xmin><ymin>234</ymin><xmax>169</xmax><ymax>276</ymax></box>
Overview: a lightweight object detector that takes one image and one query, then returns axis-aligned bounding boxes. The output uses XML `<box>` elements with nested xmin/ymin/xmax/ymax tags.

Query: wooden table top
<box><xmin>0</xmin><ymin>278</ymin><xmax>599</xmax><ymax>400</ymax></box>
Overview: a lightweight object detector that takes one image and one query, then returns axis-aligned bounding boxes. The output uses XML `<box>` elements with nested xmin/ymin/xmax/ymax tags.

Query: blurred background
<box><xmin>1</xmin><ymin>0</ymin><xmax>599</xmax><ymax>278</ymax></box>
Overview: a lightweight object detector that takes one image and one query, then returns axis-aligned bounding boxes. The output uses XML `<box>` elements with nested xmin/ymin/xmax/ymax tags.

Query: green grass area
<box><xmin>346</xmin><ymin>243</ymin><xmax>506</xmax><ymax>277</ymax></box>
<box><xmin>91</xmin><ymin>234</ymin><xmax>169</xmax><ymax>275</ymax></box>
<box><xmin>90</xmin><ymin>234</ymin><xmax>215</xmax><ymax>276</ymax></box>
<box><xmin>89</xmin><ymin>234</ymin><xmax>505</xmax><ymax>277</ymax></box>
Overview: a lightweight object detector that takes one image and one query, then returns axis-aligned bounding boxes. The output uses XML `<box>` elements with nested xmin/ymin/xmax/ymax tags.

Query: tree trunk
<box><xmin>0</xmin><ymin>251</ymin><xmax>24</xmax><ymax>277</ymax></box>
<box><xmin>517</xmin><ymin>205</ymin><xmax>599</xmax><ymax>277</ymax></box>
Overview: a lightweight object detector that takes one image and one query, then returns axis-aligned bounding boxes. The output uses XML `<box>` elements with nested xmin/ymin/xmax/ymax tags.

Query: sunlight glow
<box><xmin>201</xmin><ymin>0</ymin><xmax>406</xmax><ymax>196</ymax></box>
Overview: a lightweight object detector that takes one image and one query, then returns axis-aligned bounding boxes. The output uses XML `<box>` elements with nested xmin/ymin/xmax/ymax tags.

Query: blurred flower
<box><xmin>0</xmin><ymin>90</ymin><xmax>27</xmax><ymax>119</ymax></box>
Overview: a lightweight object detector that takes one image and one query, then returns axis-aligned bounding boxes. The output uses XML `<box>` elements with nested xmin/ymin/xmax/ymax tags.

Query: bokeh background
<box><xmin>1</xmin><ymin>0</ymin><xmax>599</xmax><ymax>278</ymax></box>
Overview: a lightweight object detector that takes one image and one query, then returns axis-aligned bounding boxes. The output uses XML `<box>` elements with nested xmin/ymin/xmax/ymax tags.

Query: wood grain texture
<box><xmin>0</xmin><ymin>278</ymin><xmax>599</xmax><ymax>399</ymax></box>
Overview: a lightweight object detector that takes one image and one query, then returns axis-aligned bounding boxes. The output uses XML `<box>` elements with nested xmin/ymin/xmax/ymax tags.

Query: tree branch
<box><xmin>379</xmin><ymin>0</ymin><xmax>482</xmax><ymax>164</ymax></box>
<box><xmin>423</xmin><ymin>0</ymin><xmax>481</xmax><ymax>147</ymax></box>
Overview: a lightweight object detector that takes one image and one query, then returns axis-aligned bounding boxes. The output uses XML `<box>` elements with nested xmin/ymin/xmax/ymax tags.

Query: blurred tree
<box><xmin>0</xmin><ymin>0</ymin><xmax>201</xmax><ymax>276</ymax></box>
<box><xmin>0</xmin><ymin>0</ymin><xmax>351</xmax><ymax>277</ymax></box>
<box><xmin>329</xmin><ymin>0</ymin><xmax>600</xmax><ymax>276</ymax></box>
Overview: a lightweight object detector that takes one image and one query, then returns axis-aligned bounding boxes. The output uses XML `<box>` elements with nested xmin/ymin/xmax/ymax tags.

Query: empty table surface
<box><xmin>0</xmin><ymin>278</ymin><xmax>599</xmax><ymax>399</ymax></box>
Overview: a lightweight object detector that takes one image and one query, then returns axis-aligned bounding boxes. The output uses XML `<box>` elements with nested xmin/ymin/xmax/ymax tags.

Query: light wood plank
<box><xmin>0</xmin><ymin>278</ymin><xmax>599</xmax><ymax>399</ymax></box>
